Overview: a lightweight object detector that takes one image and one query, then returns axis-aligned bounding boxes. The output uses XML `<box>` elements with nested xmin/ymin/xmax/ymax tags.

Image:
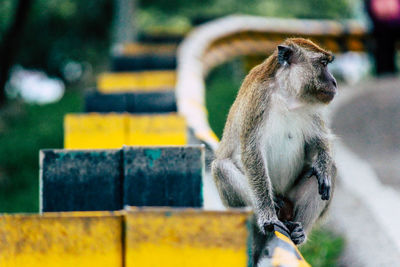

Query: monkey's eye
<box><xmin>320</xmin><ymin>59</ymin><xmax>328</xmax><ymax>67</ymax></box>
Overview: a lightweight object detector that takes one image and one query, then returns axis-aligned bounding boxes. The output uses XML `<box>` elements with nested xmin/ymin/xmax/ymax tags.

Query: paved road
<box><xmin>332</xmin><ymin>77</ymin><xmax>400</xmax><ymax>190</ymax></box>
<box><xmin>327</xmin><ymin>76</ymin><xmax>400</xmax><ymax>266</ymax></box>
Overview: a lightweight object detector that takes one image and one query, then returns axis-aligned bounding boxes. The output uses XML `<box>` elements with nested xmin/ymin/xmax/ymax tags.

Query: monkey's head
<box><xmin>274</xmin><ymin>38</ymin><xmax>337</xmax><ymax>104</ymax></box>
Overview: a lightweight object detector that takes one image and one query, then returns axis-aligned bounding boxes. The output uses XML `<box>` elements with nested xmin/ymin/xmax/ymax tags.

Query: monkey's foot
<box><xmin>283</xmin><ymin>221</ymin><xmax>306</xmax><ymax>245</ymax></box>
<box><xmin>261</xmin><ymin>218</ymin><xmax>290</xmax><ymax>234</ymax></box>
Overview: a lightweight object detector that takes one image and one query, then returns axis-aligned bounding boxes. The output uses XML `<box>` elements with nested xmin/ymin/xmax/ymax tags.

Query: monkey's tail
<box><xmin>188</xmin><ymin>127</ymin><xmax>218</xmax><ymax>168</ymax></box>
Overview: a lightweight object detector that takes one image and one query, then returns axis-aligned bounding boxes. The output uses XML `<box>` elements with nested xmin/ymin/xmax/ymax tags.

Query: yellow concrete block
<box><xmin>121</xmin><ymin>43</ymin><xmax>177</xmax><ymax>55</ymax></box>
<box><xmin>125</xmin><ymin>208</ymin><xmax>252</xmax><ymax>267</ymax></box>
<box><xmin>64</xmin><ymin>113</ymin><xmax>127</xmax><ymax>149</ymax></box>
<box><xmin>0</xmin><ymin>211</ymin><xmax>123</xmax><ymax>267</ymax></box>
<box><xmin>98</xmin><ymin>71</ymin><xmax>176</xmax><ymax>93</ymax></box>
<box><xmin>64</xmin><ymin>113</ymin><xmax>187</xmax><ymax>149</ymax></box>
<box><xmin>127</xmin><ymin>114</ymin><xmax>187</xmax><ymax>145</ymax></box>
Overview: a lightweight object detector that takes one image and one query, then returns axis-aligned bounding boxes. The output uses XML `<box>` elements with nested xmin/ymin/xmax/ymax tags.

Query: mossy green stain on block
<box><xmin>144</xmin><ymin>149</ymin><xmax>162</xmax><ymax>167</ymax></box>
<box><xmin>123</xmin><ymin>146</ymin><xmax>204</xmax><ymax>207</ymax></box>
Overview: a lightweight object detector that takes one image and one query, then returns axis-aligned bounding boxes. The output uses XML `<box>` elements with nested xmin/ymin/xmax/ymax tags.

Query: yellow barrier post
<box><xmin>64</xmin><ymin>113</ymin><xmax>187</xmax><ymax>149</ymax></box>
<box><xmin>127</xmin><ymin>114</ymin><xmax>186</xmax><ymax>145</ymax></box>
<box><xmin>0</xmin><ymin>211</ymin><xmax>123</xmax><ymax>267</ymax></box>
<box><xmin>64</xmin><ymin>113</ymin><xmax>127</xmax><ymax>149</ymax></box>
<box><xmin>119</xmin><ymin>43</ymin><xmax>177</xmax><ymax>55</ymax></box>
<box><xmin>125</xmin><ymin>207</ymin><xmax>252</xmax><ymax>267</ymax></box>
<box><xmin>97</xmin><ymin>71</ymin><xmax>176</xmax><ymax>93</ymax></box>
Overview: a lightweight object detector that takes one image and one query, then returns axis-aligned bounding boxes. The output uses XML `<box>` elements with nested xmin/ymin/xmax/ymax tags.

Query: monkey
<box><xmin>211</xmin><ymin>38</ymin><xmax>337</xmax><ymax>260</ymax></box>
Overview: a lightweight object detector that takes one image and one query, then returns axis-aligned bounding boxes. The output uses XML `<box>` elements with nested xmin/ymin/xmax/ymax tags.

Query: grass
<box><xmin>300</xmin><ymin>227</ymin><xmax>344</xmax><ymax>266</ymax></box>
<box><xmin>0</xmin><ymin>59</ymin><xmax>343</xmax><ymax>266</ymax></box>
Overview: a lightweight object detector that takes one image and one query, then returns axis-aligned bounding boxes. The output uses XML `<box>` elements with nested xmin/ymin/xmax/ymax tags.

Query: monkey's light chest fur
<box><xmin>263</xmin><ymin>97</ymin><xmax>318</xmax><ymax>194</ymax></box>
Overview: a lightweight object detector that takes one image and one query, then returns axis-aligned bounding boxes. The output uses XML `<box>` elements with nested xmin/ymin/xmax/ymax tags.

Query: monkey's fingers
<box><xmin>290</xmin><ymin>227</ymin><xmax>306</xmax><ymax>245</ymax></box>
<box><xmin>318</xmin><ymin>177</ymin><xmax>331</xmax><ymax>200</ymax></box>
<box><xmin>323</xmin><ymin>178</ymin><xmax>331</xmax><ymax>200</ymax></box>
<box><xmin>282</xmin><ymin>221</ymin><xmax>306</xmax><ymax>245</ymax></box>
<box><xmin>263</xmin><ymin>219</ymin><xmax>290</xmax><ymax>234</ymax></box>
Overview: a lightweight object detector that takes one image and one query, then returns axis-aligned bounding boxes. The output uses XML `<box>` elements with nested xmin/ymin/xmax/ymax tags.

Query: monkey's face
<box><xmin>276</xmin><ymin>43</ymin><xmax>337</xmax><ymax>104</ymax></box>
<box><xmin>303</xmin><ymin>53</ymin><xmax>337</xmax><ymax>104</ymax></box>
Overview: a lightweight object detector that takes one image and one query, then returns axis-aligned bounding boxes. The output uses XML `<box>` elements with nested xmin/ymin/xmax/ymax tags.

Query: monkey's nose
<box><xmin>331</xmin><ymin>78</ymin><xmax>337</xmax><ymax>88</ymax></box>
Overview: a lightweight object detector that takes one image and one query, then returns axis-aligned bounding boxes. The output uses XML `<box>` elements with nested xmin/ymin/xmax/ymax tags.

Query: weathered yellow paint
<box><xmin>121</xmin><ymin>43</ymin><xmax>177</xmax><ymax>55</ymax></box>
<box><xmin>272</xmin><ymin>231</ymin><xmax>311</xmax><ymax>267</ymax></box>
<box><xmin>64</xmin><ymin>113</ymin><xmax>187</xmax><ymax>149</ymax></box>
<box><xmin>98</xmin><ymin>71</ymin><xmax>176</xmax><ymax>93</ymax></box>
<box><xmin>0</xmin><ymin>211</ymin><xmax>123</xmax><ymax>267</ymax></box>
<box><xmin>64</xmin><ymin>113</ymin><xmax>127</xmax><ymax>149</ymax></box>
<box><xmin>272</xmin><ymin>247</ymin><xmax>310</xmax><ymax>267</ymax></box>
<box><xmin>127</xmin><ymin>114</ymin><xmax>187</xmax><ymax>145</ymax></box>
<box><xmin>347</xmin><ymin>38</ymin><xmax>364</xmax><ymax>52</ymax></box>
<box><xmin>125</xmin><ymin>208</ymin><xmax>252</xmax><ymax>267</ymax></box>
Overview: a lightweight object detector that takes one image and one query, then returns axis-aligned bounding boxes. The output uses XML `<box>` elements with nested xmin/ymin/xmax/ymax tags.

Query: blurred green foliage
<box><xmin>0</xmin><ymin>0</ymin><xmax>360</xmax><ymax>78</ymax></box>
<box><xmin>0</xmin><ymin>91</ymin><xmax>82</xmax><ymax>212</ymax></box>
<box><xmin>300</xmin><ymin>227</ymin><xmax>345</xmax><ymax>266</ymax></box>
<box><xmin>206</xmin><ymin>59</ymin><xmax>246</xmax><ymax>138</ymax></box>
<box><xmin>0</xmin><ymin>1</ymin><xmax>348</xmax><ymax>263</ymax></box>
<box><xmin>138</xmin><ymin>0</ymin><xmax>359</xmax><ymax>32</ymax></box>
<box><xmin>0</xmin><ymin>0</ymin><xmax>113</xmax><ymax>77</ymax></box>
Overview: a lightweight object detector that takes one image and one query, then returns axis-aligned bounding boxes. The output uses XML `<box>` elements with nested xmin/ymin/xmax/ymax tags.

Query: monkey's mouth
<box><xmin>317</xmin><ymin>89</ymin><xmax>336</xmax><ymax>103</ymax></box>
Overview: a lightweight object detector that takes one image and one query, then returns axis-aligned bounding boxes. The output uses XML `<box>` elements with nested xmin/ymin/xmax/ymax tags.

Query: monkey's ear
<box><xmin>278</xmin><ymin>45</ymin><xmax>293</xmax><ymax>66</ymax></box>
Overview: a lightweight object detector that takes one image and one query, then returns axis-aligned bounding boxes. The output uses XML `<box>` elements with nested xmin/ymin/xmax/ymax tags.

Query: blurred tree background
<box><xmin>0</xmin><ymin>1</ymin><xmax>360</xmax><ymax>264</ymax></box>
<box><xmin>0</xmin><ymin>0</ymin><xmax>361</xmax><ymax>207</ymax></box>
<box><xmin>1</xmin><ymin>0</ymin><xmax>113</xmax><ymax>78</ymax></box>
<box><xmin>0</xmin><ymin>0</ymin><xmax>361</xmax><ymax>211</ymax></box>
<box><xmin>0</xmin><ymin>0</ymin><xmax>358</xmax><ymax>83</ymax></box>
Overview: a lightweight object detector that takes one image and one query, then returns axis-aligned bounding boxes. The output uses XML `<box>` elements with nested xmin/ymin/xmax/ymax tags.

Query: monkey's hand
<box><xmin>305</xmin><ymin>165</ymin><xmax>331</xmax><ymax>200</ymax></box>
<box><xmin>257</xmin><ymin>212</ymin><xmax>290</xmax><ymax>235</ymax></box>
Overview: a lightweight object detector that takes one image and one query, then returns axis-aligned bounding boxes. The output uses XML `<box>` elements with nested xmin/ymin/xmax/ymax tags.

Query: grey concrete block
<box><xmin>40</xmin><ymin>146</ymin><xmax>204</xmax><ymax>212</ymax></box>
<box><xmin>123</xmin><ymin>146</ymin><xmax>204</xmax><ymax>207</ymax></box>
<box><xmin>40</xmin><ymin>149</ymin><xmax>122</xmax><ymax>212</ymax></box>
<box><xmin>84</xmin><ymin>91</ymin><xmax>177</xmax><ymax>113</ymax></box>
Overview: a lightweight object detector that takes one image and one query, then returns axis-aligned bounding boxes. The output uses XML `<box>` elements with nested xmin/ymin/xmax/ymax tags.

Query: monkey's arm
<box><xmin>240</xmin><ymin>109</ymin><xmax>284</xmax><ymax>233</ymax></box>
<box><xmin>304</xmin><ymin>137</ymin><xmax>336</xmax><ymax>200</ymax></box>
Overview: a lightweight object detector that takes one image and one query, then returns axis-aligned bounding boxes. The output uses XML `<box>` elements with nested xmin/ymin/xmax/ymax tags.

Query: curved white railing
<box><xmin>176</xmin><ymin>15</ymin><xmax>367</xmax><ymax>150</ymax></box>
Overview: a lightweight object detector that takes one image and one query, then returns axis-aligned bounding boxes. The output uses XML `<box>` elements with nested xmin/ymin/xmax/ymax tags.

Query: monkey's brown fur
<box><xmin>212</xmin><ymin>38</ymin><xmax>337</xmax><ymax>264</ymax></box>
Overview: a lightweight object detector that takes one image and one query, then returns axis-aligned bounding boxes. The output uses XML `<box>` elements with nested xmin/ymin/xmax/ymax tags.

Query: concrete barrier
<box><xmin>98</xmin><ymin>71</ymin><xmax>176</xmax><ymax>93</ymax></box>
<box><xmin>112</xmin><ymin>55</ymin><xmax>176</xmax><ymax>71</ymax></box>
<box><xmin>111</xmin><ymin>43</ymin><xmax>177</xmax><ymax>71</ymax></box>
<box><xmin>126</xmin><ymin>114</ymin><xmax>186</xmax><ymax>146</ymax></box>
<box><xmin>123</xmin><ymin>146</ymin><xmax>203</xmax><ymax>207</ymax></box>
<box><xmin>64</xmin><ymin>113</ymin><xmax>187</xmax><ymax>149</ymax></box>
<box><xmin>40</xmin><ymin>149</ymin><xmax>123</xmax><ymax>212</ymax></box>
<box><xmin>0</xmin><ymin>211</ymin><xmax>123</xmax><ymax>267</ymax></box>
<box><xmin>0</xmin><ymin>208</ymin><xmax>252</xmax><ymax>267</ymax></box>
<box><xmin>84</xmin><ymin>91</ymin><xmax>177</xmax><ymax>113</ymax></box>
<box><xmin>125</xmin><ymin>207</ymin><xmax>252</xmax><ymax>267</ymax></box>
<box><xmin>40</xmin><ymin>146</ymin><xmax>204</xmax><ymax>212</ymax></box>
<box><xmin>64</xmin><ymin>113</ymin><xmax>126</xmax><ymax>149</ymax></box>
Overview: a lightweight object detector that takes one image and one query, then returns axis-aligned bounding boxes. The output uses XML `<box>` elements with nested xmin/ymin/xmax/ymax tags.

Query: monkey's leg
<box><xmin>286</xmin><ymin>174</ymin><xmax>332</xmax><ymax>245</ymax></box>
<box><xmin>251</xmin><ymin>217</ymin><xmax>269</xmax><ymax>266</ymax></box>
<box><xmin>211</xmin><ymin>158</ymin><xmax>252</xmax><ymax>207</ymax></box>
